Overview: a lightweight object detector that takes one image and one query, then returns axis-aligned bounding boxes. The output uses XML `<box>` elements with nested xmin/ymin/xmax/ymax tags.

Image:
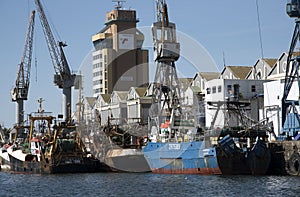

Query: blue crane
<box><xmin>281</xmin><ymin>0</ymin><xmax>300</xmax><ymax>140</ymax></box>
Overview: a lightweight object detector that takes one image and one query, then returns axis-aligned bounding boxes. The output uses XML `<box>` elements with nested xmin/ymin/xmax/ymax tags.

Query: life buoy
<box><xmin>285</xmin><ymin>153</ymin><xmax>300</xmax><ymax>176</ymax></box>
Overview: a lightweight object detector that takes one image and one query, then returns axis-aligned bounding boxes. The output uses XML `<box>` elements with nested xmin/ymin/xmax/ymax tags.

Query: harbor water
<box><xmin>0</xmin><ymin>172</ymin><xmax>299</xmax><ymax>196</ymax></box>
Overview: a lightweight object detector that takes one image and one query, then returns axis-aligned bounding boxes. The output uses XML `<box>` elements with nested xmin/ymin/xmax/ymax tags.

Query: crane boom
<box><xmin>11</xmin><ymin>10</ymin><xmax>35</xmax><ymax>126</ymax></box>
<box><xmin>34</xmin><ymin>0</ymin><xmax>76</xmax><ymax>122</ymax></box>
<box><xmin>34</xmin><ymin>0</ymin><xmax>69</xmax><ymax>78</ymax></box>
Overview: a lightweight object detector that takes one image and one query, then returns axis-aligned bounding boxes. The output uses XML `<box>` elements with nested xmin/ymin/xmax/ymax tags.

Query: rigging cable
<box><xmin>255</xmin><ymin>0</ymin><xmax>265</xmax><ymax>80</ymax></box>
<box><xmin>256</xmin><ymin>0</ymin><xmax>264</xmax><ymax>60</ymax></box>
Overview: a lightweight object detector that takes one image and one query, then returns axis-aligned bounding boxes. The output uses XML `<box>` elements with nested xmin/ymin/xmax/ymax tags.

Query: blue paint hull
<box><xmin>143</xmin><ymin>141</ymin><xmax>221</xmax><ymax>174</ymax></box>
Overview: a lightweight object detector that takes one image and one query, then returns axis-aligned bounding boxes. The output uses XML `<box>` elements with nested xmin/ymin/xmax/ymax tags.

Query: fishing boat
<box><xmin>0</xmin><ymin>127</ymin><xmax>10</xmax><ymax>171</ymax></box>
<box><xmin>7</xmin><ymin>104</ymin><xmax>111</xmax><ymax>174</ymax></box>
<box><xmin>79</xmin><ymin>116</ymin><xmax>151</xmax><ymax>173</ymax></box>
<box><xmin>216</xmin><ymin>127</ymin><xmax>271</xmax><ymax>175</ymax></box>
<box><xmin>0</xmin><ymin>145</ymin><xmax>11</xmax><ymax>171</ymax></box>
<box><xmin>141</xmin><ymin>0</ymin><xmax>222</xmax><ymax>174</ymax></box>
<box><xmin>102</xmin><ymin>118</ymin><xmax>150</xmax><ymax>172</ymax></box>
<box><xmin>0</xmin><ymin>125</ymin><xmax>28</xmax><ymax>171</ymax></box>
<box><xmin>143</xmin><ymin>118</ymin><xmax>221</xmax><ymax>174</ymax></box>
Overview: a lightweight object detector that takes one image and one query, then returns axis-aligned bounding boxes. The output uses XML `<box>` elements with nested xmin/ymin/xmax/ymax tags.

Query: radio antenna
<box><xmin>112</xmin><ymin>0</ymin><xmax>126</xmax><ymax>10</ymax></box>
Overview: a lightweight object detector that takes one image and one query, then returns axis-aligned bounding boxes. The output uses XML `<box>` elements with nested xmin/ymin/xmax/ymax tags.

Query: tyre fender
<box><xmin>286</xmin><ymin>153</ymin><xmax>300</xmax><ymax>176</ymax></box>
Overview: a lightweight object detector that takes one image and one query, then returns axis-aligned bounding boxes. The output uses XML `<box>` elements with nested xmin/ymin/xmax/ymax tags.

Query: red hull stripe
<box><xmin>152</xmin><ymin>168</ymin><xmax>222</xmax><ymax>175</ymax></box>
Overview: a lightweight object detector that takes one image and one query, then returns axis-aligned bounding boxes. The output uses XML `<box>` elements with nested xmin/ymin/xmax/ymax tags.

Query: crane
<box><xmin>149</xmin><ymin>0</ymin><xmax>182</xmax><ymax>137</ymax></box>
<box><xmin>11</xmin><ymin>10</ymin><xmax>35</xmax><ymax>126</ymax></box>
<box><xmin>34</xmin><ymin>0</ymin><xmax>76</xmax><ymax>123</ymax></box>
<box><xmin>280</xmin><ymin>0</ymin><xmax>300</xmax><ymax>139</ymax></box>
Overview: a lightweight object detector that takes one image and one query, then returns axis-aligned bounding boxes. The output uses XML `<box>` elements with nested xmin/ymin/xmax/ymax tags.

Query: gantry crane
<box><xmin>34</xmin><ymin>0</ymin><xmax>76</xmax><ymax>123</ymax></box>
<box><xmin>11</xmin><ymin>10</ymin><xmax>35</xmax><ymax>126</ymax></box>
<box><xmin>149</xmin><ymin>0</ymin><xmax>182</xmax><ymax>137</ymax></box>
<box><xmin>280</xmin><ymin>0</ymin><xmax>300</xmax><ymax>139</ymax></box>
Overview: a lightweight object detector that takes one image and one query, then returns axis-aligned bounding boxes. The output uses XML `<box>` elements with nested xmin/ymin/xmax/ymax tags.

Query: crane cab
<box><xmin>287</xmin><ymin>0</ymin><xmax>300</xmax><ymax>18</ymax></box>
<box><xmin>152</xmin><ymin>22</ymin><xmax>180</xmax><ymax>61</ymax></box>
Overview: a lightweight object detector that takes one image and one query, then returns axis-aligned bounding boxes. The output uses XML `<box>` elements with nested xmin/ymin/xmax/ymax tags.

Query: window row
<box><xmin>93</xmin><ymin>80</ymin><xmax>103</xmax><ymax>86</ymax></box>
<box><xmin>207</xmin><ymin>85</ymin><xmax>222</xmax><ymax>94</ymax></box>
<box><xmin>93</xmin><ymin>71</ymin><xmax>103</xmax><ymax>77</ymax></box>
<box><xmin>94</xmin><ymin>88</ymin><xmax>103</xmax><ymax>94</ymax></box>
<box><xmin>93</xmin><ymin>62</ymin><xmax>103</xmax><ymax>69</ymax></box>
<box><xmin>93</xmin><ymin>54</ymin><xmax>102</xmax><ymax>60</ymax></box>
<box><xmin>207</xmin><ymin>85</ymin><xmax>256</xmax><ymax>94</ymax></box>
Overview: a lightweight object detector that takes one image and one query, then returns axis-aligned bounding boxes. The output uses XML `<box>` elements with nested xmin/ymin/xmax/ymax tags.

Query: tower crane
<box><xmin>34</xmin><ymin>0</ymin><xmax>76</xmax><ymax>123</ymax></box>
<box><xmin>280</xmin><ymin>0</ymin><xmax>300</xmax><ymax>139</ymax></box>
<box><xmin>11</xmin><ymin>10</ymin><xmax>35</xmax><ymax>126</ymax></box>
<box><xmin>149</xmin><ymin>0</ymin><xmax>182</xmax><ymax>137</ymax></box>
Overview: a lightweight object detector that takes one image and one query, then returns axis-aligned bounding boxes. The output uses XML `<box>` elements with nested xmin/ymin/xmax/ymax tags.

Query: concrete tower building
<box><xmin>92</xmin><ymin>4</ymin><xmax>149</xmax><ymax>96</ymax></box>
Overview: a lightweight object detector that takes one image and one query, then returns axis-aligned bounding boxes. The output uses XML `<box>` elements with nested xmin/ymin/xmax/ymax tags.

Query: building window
<box><xmin>93</xmin><ymin>54</ymin><xmax>101</xmax><ymax>60</ymax></box>
<box><xmin>212</xmin><ymin>86</ymin><xmax>216</xmax><ymax>93</ymax></box>
<box><xmin>282</xmin><ymin>61</ymin><xmax>287</xmax><ymax>72</ymax></box>
<box><xmin>256</xmin><ymin>70</ymin><xmax>262</xmax><ymax>79</ymax></box>
<box><xmin>251</xmin><ymin>85</ymin><xmax>256</xmax><ymax>92</ymax></box>
<box><xmin>206</xmin><ymin>88</ymin><xmax>211</xmax><ymax>94</ymax></box>
<box><xmin>227</xmin><ymin>85</ymin><xmax>232</xmax><ymax>94</ymax></box>
<box><xmin>233</xmin><ymin>84</ymin><xmax>239</xmax><ymax>98</ymax></box>
<box><xmin>218</xmin><ymin>85</ymin><xmax>222</xmax><ymax>93</ymax></box>
<box><xmin>93</xmin><ymin>63</ymin><xmax>101</xmax><ymax>69</ymax></box>
<box><xmin>94</xmin><ymin>88</ymin><xmax>100</xmax><ymax>94</ymax></box>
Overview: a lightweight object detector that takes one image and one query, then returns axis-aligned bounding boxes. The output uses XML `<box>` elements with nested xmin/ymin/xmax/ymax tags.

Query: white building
<box><xmin>247</xmin><ymin>58</ymin><xmax>277</xmax><ymax>80</ymax></box>
<box><xmin>219</xmin><ymin>66</ymin><xmax>252</xmax><ymax>79</ymax></box>
<box><xmin>191</xmin><ymin>72</ymin><xmax>220</xmax><ymax>93</ymax></box>
<box><xmin>205</xmin><ymin>79</ymin><xmax>267</xmax><ymax>129</ymax></box>
<box><xmin>127</xmin><ymin>87</ymin><xmax>151</xmax><ymax>124</ymax></box>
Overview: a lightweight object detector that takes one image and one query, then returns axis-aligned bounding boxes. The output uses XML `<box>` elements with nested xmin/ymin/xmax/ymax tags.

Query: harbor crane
<box><xmin>34</xmin><ymin>0</ymin><xmax>77</xmax><ymax>123</ymax></box>
<box><xmin>149</xmin><ymin>0</ymin><xmax>182</xmax><ymax>134</ymax></box>
<box><xmin>11</xmin><ymin>10</ymin><xmax>35</xmax><ymax>126</ymax></box>
<box><xmin>280</xmin><ymin>0</ymin><xmax>300</xmax><ymax>139</ymax></box>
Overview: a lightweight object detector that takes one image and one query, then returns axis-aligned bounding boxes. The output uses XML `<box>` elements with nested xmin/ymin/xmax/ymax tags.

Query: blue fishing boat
<box><xmin>143</xmin><ymin>140</ymin><xmax>220</xmax><ymax>174</ymax></box>
<box><xmin>142</xmin><ymin>0</ymin><xmax>221</xmax><ymax>174</ymax></box>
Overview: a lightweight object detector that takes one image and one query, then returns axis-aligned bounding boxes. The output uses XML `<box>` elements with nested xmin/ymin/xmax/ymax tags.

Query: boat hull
<box><xmin>79</xmin><ymin>124</ymin><xmax>151</xmax><ymax>173</ymax></box>
<box><xmin>8</xmin><ymin>151</ymin><xmax>111</xmax><ymax>174</ymax></box>
<box><xmin>143</xmin><ymin>141</ymin><xmax>221</xmax><ymax>175</ymax></box>
<box><xmin>268</xmin><ymin>141</ymin><xmax>300</xmax><ymax>176</ymax></box>
<box><xmin>105</xmin><ymin>149</ymin><xmax>151</xmax><ymax>172</ymax></box>
<box><xmin>0</xmin><ymin>150</ymin><xmax>10</xmax><ymax>171</ymax></box>
<box><xmin>216</xmin><ymin>136</ymin><xmax>271</xmax><ymax>175</ymax></box>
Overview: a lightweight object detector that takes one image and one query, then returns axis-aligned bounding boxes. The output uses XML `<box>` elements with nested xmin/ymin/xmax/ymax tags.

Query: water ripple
<box><xmin>0</xmin><ymin>172</ymin><xmax>299</xmax><ymax>197</ymax></box>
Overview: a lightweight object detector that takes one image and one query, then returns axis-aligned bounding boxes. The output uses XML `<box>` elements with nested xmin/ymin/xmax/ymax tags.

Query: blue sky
<box><xmin>0</xmin><ymin>0</ymin><xmax>294</xmax><ymax>127</ymax></box>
